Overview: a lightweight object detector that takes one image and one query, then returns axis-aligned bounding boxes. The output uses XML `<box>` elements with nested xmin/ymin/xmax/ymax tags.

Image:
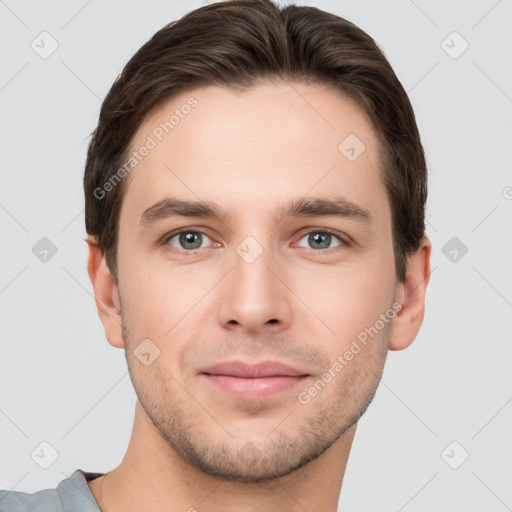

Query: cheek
<box><xmin>119</xmin><ymin>255</ymin><xmax>215</xmax><ymax>343</ymax></box>
<box><xmin>292</xmin><ymin>256</ymin><xmax>395</xmax><ymax>348</ymax></box>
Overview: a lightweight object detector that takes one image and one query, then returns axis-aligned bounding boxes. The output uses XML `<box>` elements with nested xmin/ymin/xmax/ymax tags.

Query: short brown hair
<box><xmin>84</xmin><ymin>0</ymin><xmax>427</xmax><ymax>284</ymax></box>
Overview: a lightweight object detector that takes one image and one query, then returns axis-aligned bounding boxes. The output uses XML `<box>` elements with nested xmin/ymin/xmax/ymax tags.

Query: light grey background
<box><xmin>0</xmin><ymin>0</ymin><xmax>511</xmax><ymax>510</ymax></box>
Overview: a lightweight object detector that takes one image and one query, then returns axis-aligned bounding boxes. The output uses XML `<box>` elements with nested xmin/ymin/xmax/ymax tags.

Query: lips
<box><xmin>200</xmin><ymin>360</ymin><xmax>307</xmax><ymax>378</ymax></box>
<box><xmin>199</xmin><ymin>360</ymin><xmax>309</xmax><ymax>401</ymax></box>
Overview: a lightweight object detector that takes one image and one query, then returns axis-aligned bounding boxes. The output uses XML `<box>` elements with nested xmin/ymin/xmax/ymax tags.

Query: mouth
<box><xmin>199</xmin><ymin>360</ymin><xmax>310</xmax><ymax>401</ymax></box>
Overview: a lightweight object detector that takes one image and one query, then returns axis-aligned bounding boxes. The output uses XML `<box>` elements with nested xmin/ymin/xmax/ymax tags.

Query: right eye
<box><xmin>165</xmin><ymin>230</ymin><xmax>214</xmax><ymax>251</ymax></box>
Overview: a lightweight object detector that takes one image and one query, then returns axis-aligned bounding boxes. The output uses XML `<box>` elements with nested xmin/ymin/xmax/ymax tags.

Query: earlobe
<box><xmin>388</xmin><ymin>237</ymin><xmax>432</xmax><ymax>351</ymax></box>
<box><xmin>86</xmin><ymin>239</ymin><xmax>125</xmax><ymax>349</ymax></box>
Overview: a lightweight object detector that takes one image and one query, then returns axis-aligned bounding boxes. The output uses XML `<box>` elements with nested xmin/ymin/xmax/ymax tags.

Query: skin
<box><xmin>86</xmin><ymin>81</ymin><xmax>431</xmax><ymax>512</ymax></box>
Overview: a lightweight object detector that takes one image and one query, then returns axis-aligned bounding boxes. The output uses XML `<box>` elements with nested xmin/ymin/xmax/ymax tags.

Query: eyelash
<box><xmin>162</xmin><ymin>227</ymin><xmax>351</xmax><ymax>254</ymax></box>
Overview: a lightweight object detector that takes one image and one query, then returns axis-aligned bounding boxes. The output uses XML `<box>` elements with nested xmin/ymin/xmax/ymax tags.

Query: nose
<box><xmin>217</xmin><ymin>241</ymin><xmax>293</xmax><ymax>335</ymax></box>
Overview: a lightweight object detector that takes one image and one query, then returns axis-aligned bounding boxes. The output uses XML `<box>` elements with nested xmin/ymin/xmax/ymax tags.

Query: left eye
<box><xmin>296</xmin><ymin>231</ymin><xmax>344</xmax><ymax>250</ymax></box>
<box><xmin>167</xmin><ymin>231</ymin><xmax>212</xmax><ymax>250</ymax></box>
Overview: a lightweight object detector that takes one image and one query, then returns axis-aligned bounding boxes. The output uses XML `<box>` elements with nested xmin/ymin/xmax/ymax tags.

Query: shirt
<box><xmin>0</xmin><ymin>469</ymin><xmax>103</xmax><ymax>512</ymax></box>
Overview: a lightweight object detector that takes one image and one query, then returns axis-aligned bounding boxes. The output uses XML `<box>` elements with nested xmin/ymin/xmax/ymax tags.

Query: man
<box><xmin>0</xmin><ymin>0</ymin><xmax>431</xmax><ymax>510</ymax></box>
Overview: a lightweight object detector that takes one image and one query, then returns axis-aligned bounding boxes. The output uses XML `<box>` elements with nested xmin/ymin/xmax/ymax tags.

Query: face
<box><xmin>114</xmin><ymin>81</ymin><xmax>400</xmax><ymax>482</ymax></box>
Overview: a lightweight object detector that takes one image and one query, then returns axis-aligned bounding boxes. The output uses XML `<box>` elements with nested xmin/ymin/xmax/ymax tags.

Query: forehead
<box><xmin>120</xmin><ymin>81</ymin><xmax>389</xmax><ymax>229</ymax></box>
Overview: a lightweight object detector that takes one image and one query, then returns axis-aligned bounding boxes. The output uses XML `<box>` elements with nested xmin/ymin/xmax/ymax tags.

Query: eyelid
<box><xmin>294</xmin><ymin>227</ymin><xmax>351</xmax><ymax>244</ymax></box>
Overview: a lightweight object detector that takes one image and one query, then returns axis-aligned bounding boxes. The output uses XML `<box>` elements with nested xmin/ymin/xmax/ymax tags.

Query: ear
<box><xmin>86</xmin><ymin>238</ymin><xmax>125</xmax><ymax>349</ymax></box>
<box><xmin>388</xmin><ymin>236</ymin><xmax>432</xmax><ymax>351</ymax></box>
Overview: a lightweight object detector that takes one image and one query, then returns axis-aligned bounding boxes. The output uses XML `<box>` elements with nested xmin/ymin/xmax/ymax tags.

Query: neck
<box><xmin>89</xmin><ymin>401</ymin><xmax>356</xmax><ymax>512</ymax></box>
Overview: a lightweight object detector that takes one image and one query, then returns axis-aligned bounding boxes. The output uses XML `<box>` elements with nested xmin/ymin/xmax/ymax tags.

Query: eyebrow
<box><xmin>139</xmin><ymin>195</ymin><xmax>372</xmax><ymax>228</ymax></box>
